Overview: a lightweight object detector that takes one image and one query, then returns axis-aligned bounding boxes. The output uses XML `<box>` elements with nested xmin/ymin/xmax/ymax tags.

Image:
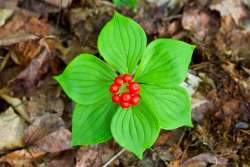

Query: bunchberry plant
<box><xmin>113</xmin><ymin>0</ymin><xmax>137</xmax><ymax>8</ymax></box>
<box><xmin>54</xmin><ymin>12</ymin><xmax>195</xmax><ymax>159</ymax></box>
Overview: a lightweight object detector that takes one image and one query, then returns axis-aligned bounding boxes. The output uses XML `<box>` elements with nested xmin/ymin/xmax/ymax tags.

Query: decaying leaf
<box><xmin>182</xmin><ymin>153</ymin><xmax>228</xmax><ymax>166</ymax></box>
<box><xmin>0</xmin><ymin>8</ymin><xmax>13</xmax><ymax>27</ymax></box>
<box><xmin>0</xmin><ymin>107</ymin><xmax>26</xmax><ymax>153</ymax></box>
<box><xmin>0</xmin><ymin>148</ymin><xmax>45</xmax><ymax>167</ymax></box>
<box><xmin>30</xmin><ymin>128</ymin><xmax>71</xmax><ymax>153</ymax></box>
<box><xmin>24</xmin><ymin>113</ymin><xmax>65</xmax><ymax>145</ymax></box>
<box><xmin>182</xmin><ymin>5</ymin><xmax>220</xmax><ymax>42</ymax></box>
<box><xmin>41</xmin><ymin>0</ymin><xmax>73</xmax><ymax>8</ymax></box>
<box><xmin>8</xmin><ymin>49</ymin><xmax>51</xmax><ymax>94</ymax></box>
<box><xmin>0</xmin><ymin>87</ymin><xmax>30</xmax><ymax>122</ymax></box>
<box><xmin>76</xmin><ymin>142</ymin><xmax>118</xmax><ymax>167</ymax></box>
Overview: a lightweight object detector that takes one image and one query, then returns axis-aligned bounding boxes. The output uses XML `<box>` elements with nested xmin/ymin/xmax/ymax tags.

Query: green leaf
<box><xmin>113</xmin><ymin>0</ymin><xmax>137</xmax><ymax>8</ymax></box>
<box><xmin>72</xmin><ymin>99</ymin><xmax>118</xmax><ymax>145</ymax></box>
<box><xmin>111</xmin><ymin>104</ymin><xmax>160</xmax><ymax>159</ymax></box>
<box><xmin>134</xmin><ymin>39</ymin><xmax>195</xmax><ymax>86</ymax></box>
<box><xmin>140</xmin><ymin>84</ymin><xmax>193</xmax><ymax>130</ymax></box>
<box><xmin>54</xmin><ymin>54</ymin><xmax>116</xmax><ymax>105</ymax></box>
<box><xmin>98</xmin><ymin>12</ymin><xmax>147</xmax><ymax>74</ymax></box>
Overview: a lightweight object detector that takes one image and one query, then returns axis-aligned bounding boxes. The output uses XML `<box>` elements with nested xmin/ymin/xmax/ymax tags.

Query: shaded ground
<box><xmin>0</xmin><ymin>0</ymin><xmax>249</xmax><ymax>166</ymax></box>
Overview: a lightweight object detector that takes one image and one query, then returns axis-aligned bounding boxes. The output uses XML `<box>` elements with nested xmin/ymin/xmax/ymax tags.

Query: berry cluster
<box><xmin>109</xmin><ymin>74</ymin><xmax>140</xmax><ymax>109</ymax></box>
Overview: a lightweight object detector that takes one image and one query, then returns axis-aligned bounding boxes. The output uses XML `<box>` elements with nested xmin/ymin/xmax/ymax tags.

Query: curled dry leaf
<box><xmin>0</xmin><ymin>9</ymin><xmax>14</xmax><ymax>27</ymax></box>
<box><xmin>0</xmin><ymin>10</ymin><xmax>48</xmax><ymax>46</ymax></box>
<box><xmin>8</xmin><ymin>49</ymin><xmax>51</xmax><ymax>94</ymax></box>
<box><xmin>0</xmin><ymin>107</ymin><xmax>26</xmax><ymax>153</ymax></box>
<box><xmin>0</xmin><ymin>88</ymin><xmax>30</xmax><ymax>122</ymax></box>
<box><xmin>0</xmin><ymin>148</ymin><xmax>45</xmax><ymax>167</ymax></box>
<box><xmin>181</xmin><ymin>153</ymin><xmax>228</xmax><ymax>166</ymax></box>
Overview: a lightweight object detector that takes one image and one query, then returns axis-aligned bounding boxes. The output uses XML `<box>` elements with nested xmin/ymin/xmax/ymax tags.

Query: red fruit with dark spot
<box><xmin>114</xmin><ymin>76</ymin><xmax>124</xmax><ymax>85</ymax></box>
<box><xmin>130</xmin><ymin>95</ymin><xmax>140</xmax><ymax>106</ymax></box>
<box><xmin>123</xmin><ymin>74</ymin><xmax>133</xmax><ymax>83</ymax></box>
<box><xmin>121</xmin><ymin>102</ymin><xmax>130</xmax><ymax>109</ymax></box>
<box><xmin>109</xmin><ymin>83</ymin><xmax>120</xmax><ymax>93</ymax></box>
<box><xmin>112</xmin><ymin>94</ymin><xmax>120</xmax><ymax>103</ymax></box>
<box><xmin>128</xmin><ymin>82</ymin><xmax>140</xmax><ymax>93</ymax></box>
<box><xmin>120</xmin><ymin>92</ymin><xmax>132</xmax><ymax>102</ymax></box>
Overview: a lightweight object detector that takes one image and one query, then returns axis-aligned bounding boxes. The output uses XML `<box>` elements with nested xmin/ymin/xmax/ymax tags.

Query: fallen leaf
<box><xmin>181</xmin><ymin>153</ymin><xmax>228</xmax><ymax>167</ymax></box>
<box><xmin>30</xmin><ymin>128</ymin><xmax>71</xmax><ymax>153</ymax></box>
<box><xmin>0</xmin><ymin>87</ymin><xmax>30</xmax><ymax>122</ymax></box>
<box><xmin>0</xmin><ymin>32</ymin><xmax>38</xmax><ymax>47</ymax></box>
<box><xmin>0</xmin><ymin>9</ymin><xmax>13</xmax><ymax>27</ymax></box>
<box><xmin>41</xmin><ymin>0</ymin><xmax>72</xmax><ymax>8</ymax></box>
<box><xmin>26</xmin><ymin>93</ymin><xmax>64</xmax><ymax>120</ymax></box>
<box><xmin>24</xmin><ymin>113</ymin><xmax>65</xmax><ymax>145</ymax></box>
<box><xmin>182</xmin><ymin>5</ymin><xmax>220</xmax><ymax>42</ymax></box>
<box><xmin>0</xmin><ymin>148</ymin><xmax>45</xmax><ymax>167</ymax></box>
<box><xmin>210</xmin><ymin>0</ymin><xmax>250</xmax><ymax>30</ymax></box>
<box><xmin>0</xmin><ymin>107</ymin><xmax>26</xmax><ymax>153</ymax></box>
<box><xmin>76</xmin><ymin>142</ymin><xmax>117</xmax><ymax>167</ymax></box>
<box><xmin>8</xmin><ymin>49</ymin><xmax>51</xmax><ymax>94</ymax></box>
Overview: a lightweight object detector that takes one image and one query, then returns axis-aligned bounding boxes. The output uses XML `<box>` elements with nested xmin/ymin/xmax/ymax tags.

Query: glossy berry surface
<box><xmin>120</xmin><ymin>93</ymin><xmax>131</xmax><ymax>102</ymax></box>
<box><xmin>109</xmin><ymin>74</ymin><xmax>140</xmax><ymax>108</ymax></box>
<box><xmin>109</xmin><ymin>83</ymin><xmax>120</xmax><ymax>93</ymax></box>
<box><xmin>130</xmin><ymin>94</ymin><xmax>140</xmax><ymax>106</ymax></box>
<box><xmin>112</xmin><ymin>94</ymin><xmax>120</xmax><ymax>103</ymax></box>
<box><xmin>121</xmin><ymin>102</ymin><xmax>130</xmax><ymax>108</ymax></box>
<box><xmin>128</xmin><ymin>82</ymin><xmax>140</xmax><ymax>93</ymax></box>
<box><xmin>114</xmin><ymin>76</ymin><xmax>124</xmax><ymax>85</ymax></box>
<box><xmin>123</xmin><ymin>74</ymin><xmax>133</xmax><ymax>83</ymax></box>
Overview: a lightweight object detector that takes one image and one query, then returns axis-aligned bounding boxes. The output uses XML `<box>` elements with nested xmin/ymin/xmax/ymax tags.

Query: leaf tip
<box><xmin>113</xmin><ymin>11</ymin><xmax>123</xmax><ymax>19</ymax></box>
<box><xmin>53</xmin><ymin>75</ymin><xmax>62</xmax><ymax>83</ymax></box>
<box><xmin>190</xmin><ymin>44</ymin><xmax>196</xmax><ymax>51</ymax></box>
<box><xmin>187</xmin><ymin>121</ymin><xmax>194</xmax><ymax>128</ymax></box>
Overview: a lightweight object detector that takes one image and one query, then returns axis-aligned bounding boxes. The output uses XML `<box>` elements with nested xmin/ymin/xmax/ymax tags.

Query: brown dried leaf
<box><xmin>41</xmin><ymin>0</ymin><xmax>72</xmax><ymax>8</ymax></box>
<box><xmin>8</xmin><ymin>49</ymin><xmax>51</xmax><ymax>94</ymax></box>
<box><xmin>182</xmin><ymin>153</ymin><xmax>228</xmax><ymax>167</ymax></box>
<box><xmin>30</xmin><ymin>128</ymin><xmax>71</xmax><ymax>153</ymax></box>
<box><xmin>210</xmin><ymin>0</ymin><xmax>250</xmax><ymax>30</ymax></box>
<box><xmin>0</xmin><ymin>9</ymin><xmax>13</xmax><ymax>27</ymax></box>
<box><xmin>45</xmin><ymin>150</ymin><xmax>76</xmax><ymax>167</ymax></box>
<box><xmin>76</xmin><ymin>142</ymin><xmax>117</xmax><ymax>167</ymax></box>
<box><xmin>24</xmin><ymin>113</ymin><xmax>65</xmax><ymax>145</ymax></box>
<box><xmin>0</xmin><ymin>88</ymin><xmax>30</xmax><ymax>122</ymax></box>
<box><xmin>182</xmin><ymin>6</ymin><xmax>220</xmax><ymax>42</ymax></box>
<box><xmin>0</xmin><ymin>108</ymin><xmax>26</xmax><ymax>153</ymax></box>
<box><xmin>0</xmin><ymin>148</ymin><xmax>45</xmax><ymax>167</ymax></box>
<box><xmin>26</xmin><ymin>94</ymin><xmax>64</xmax><ymax>120</ymax></box>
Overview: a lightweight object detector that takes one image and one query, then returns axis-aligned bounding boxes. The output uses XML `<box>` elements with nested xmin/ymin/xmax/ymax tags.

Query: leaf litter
<box><xmin>0</xmin><ymin>0</ymin><xmax>249</xmax><ymax>166</ymax></box>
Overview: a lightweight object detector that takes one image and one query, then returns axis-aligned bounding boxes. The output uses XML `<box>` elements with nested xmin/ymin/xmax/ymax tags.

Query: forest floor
<box><xmin>0</xmin><ymin>0</ymin><xmax>250</xmax><ymax>166</ymax></box>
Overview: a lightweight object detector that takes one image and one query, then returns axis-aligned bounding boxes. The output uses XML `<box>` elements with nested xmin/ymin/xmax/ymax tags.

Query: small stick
<box><xmin>102</xmin><ymin>148</ymin><xmax>126</xmax><ymax>167</ymax></box>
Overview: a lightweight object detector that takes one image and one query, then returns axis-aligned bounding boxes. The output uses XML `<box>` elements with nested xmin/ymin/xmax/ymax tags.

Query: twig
<box><xmin>102</xmin><ymin>148</ymin><xmax>126</xmax><ymax>167</ymax></box>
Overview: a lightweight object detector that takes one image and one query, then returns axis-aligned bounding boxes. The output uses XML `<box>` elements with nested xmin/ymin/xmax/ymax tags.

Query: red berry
<box><xmin>128</xmin><ymin>82</ymin><xmax>140</xmax><ymax>93</ymax></box>
<box><xmin>112</xmin><ymin>94</ymin><xmax>120</xmax><ymax>103</ymax></box>
<box><xmin>120</xmin><ymin>92</ymin><xmax>132</xmax><ymax>102</ymax></box>
<box><xmin>114</xmin><ymin>76</ymin><xmax>123</xmax><ymax>85</ymax></box>
<box><xmin>121</xmin><ymin>102</ymin><xmax>130</xmax><ymax>109</ymax></box>
<box><xmin>132</xmin><ymin>89</ymin><xmax>140</xmax><ymax>95</ymax></box>
<box><xmin>123</xmin><ymin>74</ymin><xmax>133</xmax><ymax>83</ymax></box>
<box><xmin>130</xmin><ymin>95</ymin><xmax>140</xmax><ymax>106</ymax></box>
<box><xmin>109</xmin><ymin>83</ymin><xmax>120</xmax><ymax>93</ymax></box>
